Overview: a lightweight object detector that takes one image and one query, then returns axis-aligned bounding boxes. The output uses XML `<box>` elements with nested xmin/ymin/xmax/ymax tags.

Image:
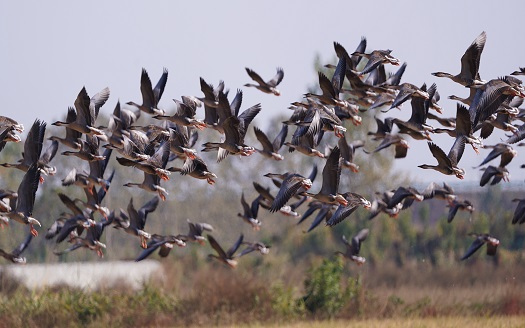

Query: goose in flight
<box><xmin>207</xmin><ymin>234</ymin><xmax>244</xmax><ymax>268</ymax></box>
<box><xmin>244</xmin><ymin>67</ymin><xmax>284</xmax><ymax>96</ymax></box>
<box><xmin>432</xmin><ymin>31</ymin><xmax>487</xmax><ymax>87</ymax></box>
<box><xmin>335</xmin><ymin>229</ymin><xmax>370</xmax><ymax>265</ymax></box>
<box><xmin>460</xmin><ymin>233</ymin><xmax>499</xmax><ymax>260</ymax></box>
<box><xmin>127</xmin><ymin>68</ymin><xmax>168</xmax><ymax>116</ymax></box>
<box><xmin>0</xmin><ymin>231</ymin><xmax>33</xmax><ymax>264</ymax></box>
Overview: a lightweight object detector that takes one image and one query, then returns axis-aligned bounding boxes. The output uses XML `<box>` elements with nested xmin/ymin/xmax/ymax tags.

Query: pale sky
<box><xmin>2</xmin><ymin>0</ymin><xmax>525</xmax><ymax>185</ymax></box>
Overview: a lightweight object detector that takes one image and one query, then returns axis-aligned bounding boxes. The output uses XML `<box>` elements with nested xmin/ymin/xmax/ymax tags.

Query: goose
<box><xmin>285</xmin><ymin>133</ymin><xmax>325</xmax><ymax>158</ymax></box>
<box><xmin>54</xmin><ymin>214</ymin><xmax>114</xmax><ymax>258</ymax></box>
<box><xmin>117</xmin><ymin>140</ymin><xmax>171</xmax><ymax>181</ymax></box>
<box><xmin>48</xmin><ymin>107</ymin><xmax>82</xmax><ymax>150</ymax></box>
<box><xmin>0</xmin><ymin>119</ymin><xmax>45</xmax><ymax>174</ymax></box>
<box><xmin>478</xmin><ymin>112</ymin><xmax>519</xmax><ymax>139</ymax></box>
<box><xmin>381</xmin><ymin>62</ymin><xmax>408</xmax><ymax>87</ymax></box>
<box><xmin>386</xmin><ymin>186</ymin><xmax>424</xmax><ymax>210</ymax></box>
<box><xmin>201</xmin><ymin>116</ymin><xmax>257</xmax><ymax>162</ymax></box>
<box><xmin>52</xmin><ymin>87</ymin><xmax>108</xmax><ymax>138</ymax></box>
<box><xmin>61</xmin><ymin>167</ymin><xmax>91</xmax><ymax>190</ymax></box>
<box><xmin>469</xmin><ymin>76</ymin><xmax>525</xmax><ymax>129</ymax></box>
<box><xmin>391</xmin><ymin>83</ymin><xmax>436</xmax><ymax>140</ymax></box>
<box><xmin>296</xmin><ymin>201</ymin><xmax>334</xmax><ymax>233</ymax></box>
<box><xmin>367</xmin><ymin>116</ymin><xmax>395</xmax><ymax>141</ymax></box>
<box><xmin>475</xmin><ymin>143</ymin><xmax>517</xmax><ymax>168</ymax></box>
<box><xmin>432</xmin><ymin>31</ymin><xmax>487</xmax><ymax>87</ymax></box>
<box><xmin>479</xmin><ymin>165</ymin><xmax>509</xmax><ymax>186</ymax></box>
<box><xmin>52</xmin><ymin>213</ymin><xmax>96</xmax><ymax>244</ymax></box>
<box><xmin>327</xmin><ymin>39</ymin><xmax>367</xmax><ymax>73</ymax></box>
<box><xmin>387</xmin><ymin>83</ymin><xmax>430</xmax><ymax>111</ymax></box>
<box><xmin>0</xmin><ymin>128</ymin><xmax>17</xmax><ymax>155</ymax></box>
<box><xmin>365</xmin><ymin>133</ymin><xmax>410</xmax><ymax>159</ymax></box>
<box><xmin>153</xmin><ymin>97</ymin><xmax>206</xmax><ymax>130</ymax></box>
<box><xmin>128</xmin><ymin>123</ymin><xmax>168</xmax><ymax>144</ymax></box>
<box><xmin>169</xmin><ymin>155</ymin><xmax>217</xmax><ymax>185</ymax></box>
<box><xmin>127</xmin><ymin>68</ymin><xmax>168</xmax><ymax>116</ymax></box>
<box><xmin>61</xmin><ymin>136</ymin><xmax>106</xmax><ymax>162</ymax></box>
<box><xmin>265</xmin><ymin>172</ymin><xmax>312</xmax><ymax>212</ymax></box>
<box><xmin>304</xmin><ymin>146</ymin><xmax>348</xmax><ymax>206</ymax></box>
<box><xmin>0</xmin><ymin>116</ymin><xmax>24</xmax><ymax>134</ymax></box>
<box><xmin>1</xmin><ymin>120</ymin><xmax>58</xmax><ymax>181</ymax></box>
<box><xmin>1</xmin><ymin>165</ymin><xmax>41</xmax><ymax>236</ymax></box>
<box><xmin>367</xmin><ymin>191</ymin><xmax>402</xmax><ymax>220</ymax></box>
<box><xmin>237</xmin><ymin>192</ymin><xmax>262</xmax><ymax>231</ymax></box>
<box><xmin>182</xmin><ymin>220</ymin><xmax>214</xmax><ymax>245</ymax></box>
<box><xmin>202</xmin><ymin>91</ymin><xmax>261</xmax><ymax>162</ymax></box>
<box><xmin>214</xmin><ymin>89</ymin><xmax>260</xmax><ymax>135</ymax></box>
<box><xmin>106</xmin><ymin>134</ymin><xmax>151</xmax><ymax>162</ymax></box>
<box><xmin>304</xmin><ymin>103</ymin><xmax>347</xmax><ymax>138</ymax></box>
<box><xmin>253</xmin><ymin>124</ymin><xmax>288</xmax><ymax>160</ymax></box>
<box><xmin>511</xmin><ymin>67</ymin><xmax>525</xmax><ymax>76</ymax></box>
<box><xmin>37</xmin><ymin>140</ymin><xmax>59</xmax><ymax>179</ymax></box>
<box><xmin>77</xmin><ymin>179</ymin><xmax>113</xmax><ymax>220</ymax></box>
<box><xmin>107</xmin><ymin>101</ymin><xmax>141</xmax><ymax>148</ymax></box>
<box><xmin>326</xmin><ymin>193</ymin><xmax>371</xmax><ymax>227</ymax></box>
<box><xmin>114</xmin><ymin>196</ymin><xmax>160</xmax><ymax>249</ymax></box>
<box><xmin>167</xmin><ymin>125</ymin><xmax>198</xmax><ymax>161</ymax></box>
<box><xmin>418</xmin><ymin>142</ymin><xmax>465</xmax><ymax>179</ymax></box>
<box><xmin>199</xmin><ymin>77</ymin><xmax>223</xmax><ymax>108</ymax></box>
<box><xmin>305</xmin><ymin>57</ymin><xmax>347</xmax><ymax>108</ymax></box>
<box><xmin>253</xmin><ymin>181</ymin><xmax>303</xmax><ymax>217</ymax></box>
<box><xmin>338</xmin><ymin>136</ymin><xmax>364</xmax><ymax>172</ymax></box>
<box><xmin>460</xmin><ymin>233</ymin><xmax>499</xmax><ymax>260</ymax></box>
<box><xmin>0</xmin><ymin>189</ymin><xmax>17</xmax><ymax>213</ymax></box>
<box><xmin>447</xmin><ymin>199</ymin><xmax>474</xmax><ymax>223</ymax></box>
<box><xmin>421</xmin><ymin>182</ymin><xmax>457</xmax><ymax>203</ymax></box>
<box><xmin>0</xmin><ymin>231</ymin><xmax>33</xmax><ymax>264</ymax></box>
<box><xmin>199</xmin><ymin>78</ymin><xmax>225</xmax><ymax>130</ymax></box>
<box><xmin>237</xmin><ymin>241</ymin><xmax>271</xmax><ymax>257</ymax></box>
<box><xmin>352</xmin><ymin>49</ymin><xmax>400</xmax><ymax>76</ymax></box>
<box><xmin>427</xmin><ymin>112</ymin><xmax>456</xmax><ymax>128</ymax></box>
<box><xmin>448</xmin><ymin>87</ymin><xmax>478</xmax><ymax>106</ymax></box>
<box><xmin>135</xmin><ymin>234</ymin><xmax>187</xmax><ymax>262</ymax></box>
<box><xmin>50</xmin><ymin>193</ymin><xmax>96</xmax><ymax>243</ymax></box>
<box><xmin>244</xmin><ymin>67</ymin><xmax>284</xmax><ymax>96</ymax></box>
<box><xmin>123</xmin><ymin>171</ymin><xmax>168</xmax><ymax>201</ymax></box>
<box><xmin>80</xmin><ymin>147</ymin><xmax>113</xmax><ymax>192</ymax></box>
<box><xmin>511</xmin><ymin>198</ymin><xmax>525</xmax><ymax>224</ymax></box>
<box><xmin>335</xmin><ymin>229</ymin><xmax>370</xmax><ymax>265</ymax></box>
<box><xmin>434</xmin><ymin>103</ymin><xmax>482</xmax><ymax>153</ymax></box>
<box><xmin>207</xmin><ymin>234</ymin><xmax>244</xmax><ymax>268</ymax></box>
<box><xmin>369</xmin><ymin>92</ymin><xmax>396</xmax><ymax>110</ymax></box>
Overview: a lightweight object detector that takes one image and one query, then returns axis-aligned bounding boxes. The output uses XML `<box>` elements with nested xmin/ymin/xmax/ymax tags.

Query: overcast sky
<box><xmin>2</xmin><ymin>0</ymin><xmax>525</xmax><ymax>185</ymax></box>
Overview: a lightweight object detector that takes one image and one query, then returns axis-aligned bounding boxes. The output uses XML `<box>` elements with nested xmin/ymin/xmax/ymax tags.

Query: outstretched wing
<box><xmin>460</xmin><ymin>237</ymin><xmax>485</xmax><ymax>260</ymax></box>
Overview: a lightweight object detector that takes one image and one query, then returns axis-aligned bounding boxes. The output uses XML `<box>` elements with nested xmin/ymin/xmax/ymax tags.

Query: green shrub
<box><xmin>270</xmin><ymin>283</ymin><xmax>305</xmax><ymax>320</ymax></box>
<box><xmin>302</xmin><ymin>257</ymin><xmax>346</xmax><ymax>318</ymax></box>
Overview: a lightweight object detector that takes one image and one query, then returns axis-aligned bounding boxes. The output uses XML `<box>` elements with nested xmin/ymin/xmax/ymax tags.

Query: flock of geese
<box><xmin>1</xmin><ymin>31</ymin><xmax>525</xmax><ymax>268</ymax></box>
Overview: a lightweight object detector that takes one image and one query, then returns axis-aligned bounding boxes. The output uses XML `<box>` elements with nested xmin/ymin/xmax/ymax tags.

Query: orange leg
<box><xmin>30</xmin><ymin>224</ymin><xmax>38</xmax><ymax>237</ymax></box>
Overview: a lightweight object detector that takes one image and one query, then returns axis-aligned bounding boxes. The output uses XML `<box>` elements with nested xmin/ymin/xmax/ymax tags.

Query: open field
<box><xmin>0</xmin><ymin>259</ymin><xmax>524</xmax><ymax>327</ymax></box>
<box><xmin>234</xmin><ymin>317</ymin><xmax>525</xmax><ymax>328</ymax></box>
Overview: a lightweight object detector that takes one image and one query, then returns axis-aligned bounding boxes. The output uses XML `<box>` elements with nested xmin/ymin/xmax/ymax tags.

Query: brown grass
<box><xmin>230</xmin><ymin>316</ymin><xmax>525</xmax><ymax>328</ymax></box>
<box><xmin>0</xmin><ymin>259</ymin><xmax>524</xmax><ymax>327</ymax></box>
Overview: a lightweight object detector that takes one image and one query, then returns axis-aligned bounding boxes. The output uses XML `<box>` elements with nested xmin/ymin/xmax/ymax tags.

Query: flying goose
<box><xmin>335</xmin><ymin>229</ymin><xmax>370</xmax><ymax>265</ymax></box>
<box><xmin>127</xmin><ymin>68</ymin><xmax>168</xmax><ymax>116</ymax></box>
<box><xmin>244</xmin><ymin>67</ymin><xmax>284</xmax><ymax>96</ymax></box>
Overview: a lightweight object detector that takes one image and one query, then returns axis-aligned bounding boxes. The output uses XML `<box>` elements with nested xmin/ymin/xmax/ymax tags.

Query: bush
<box><xmin>302</xmin><ymin>257</ymin><xmax>346</xmax><ymax>318</ymax></box>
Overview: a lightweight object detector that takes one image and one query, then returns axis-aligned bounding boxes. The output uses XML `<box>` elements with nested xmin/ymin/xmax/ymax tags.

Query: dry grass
<box><xmin>1</xmin><ymin>259</ymin><xmax>524</xmax><ymax>327</ymax></box>
<box><xmin>231</xmin><ymin>316</ymin><xmax>525</xmax><ymax>328</ymax></box>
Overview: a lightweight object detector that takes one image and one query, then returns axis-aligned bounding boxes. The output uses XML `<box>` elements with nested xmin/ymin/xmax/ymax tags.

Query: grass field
<box><xmin>1</xmin><ymin>259</ymin><xmax>524</xmax><ymax>328</ymax></box>
<box><xmin>237</xmin><ymin>317</ymin><xmax>525</xmax><ymax>328</ymax></box>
